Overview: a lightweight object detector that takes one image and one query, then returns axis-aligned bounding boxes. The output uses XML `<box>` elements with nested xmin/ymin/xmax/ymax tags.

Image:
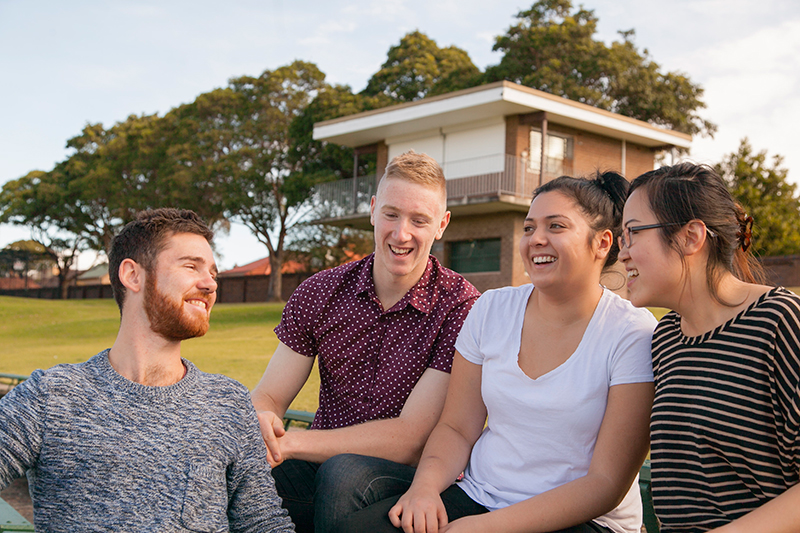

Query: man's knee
<box><xmin>316</xmin><ymin>454</ymin><xmax>415</xmax><ymax>505</ymax></box>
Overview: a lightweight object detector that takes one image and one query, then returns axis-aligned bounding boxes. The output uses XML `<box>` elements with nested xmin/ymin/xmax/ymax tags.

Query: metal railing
<box><xmin>311</xmin><ymin>154</ymin><xmax>571</xmax><ymax>217</ymax></box>
<box><xmin>311</xmin><ymin>174</ymin><xmax>377</xmax><ymax>218</ymax></box>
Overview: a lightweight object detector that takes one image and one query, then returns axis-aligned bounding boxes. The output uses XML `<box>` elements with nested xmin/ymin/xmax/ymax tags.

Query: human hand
<box><xmin>256</xmin><ymin>410</ymin><xmax>286</xmax><ymax>467</ymax></box>
<box><xmin>388</xmin><ymin>486</ymin><xmax>448</xmax><ymax>533</ymax></box>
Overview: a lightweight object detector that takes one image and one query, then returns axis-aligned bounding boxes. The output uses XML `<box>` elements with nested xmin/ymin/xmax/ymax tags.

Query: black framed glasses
<box><xmin>618</xmin><ymin>223</ymin><xmax>684</xmax><ymax>250</ymax></box>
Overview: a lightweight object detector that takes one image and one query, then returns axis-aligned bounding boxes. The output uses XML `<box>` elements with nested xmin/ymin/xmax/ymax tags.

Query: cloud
<box><xmin>298</xmin><ymin>19</ymin><xmax>359</xmax><ymax>46</ymax></box>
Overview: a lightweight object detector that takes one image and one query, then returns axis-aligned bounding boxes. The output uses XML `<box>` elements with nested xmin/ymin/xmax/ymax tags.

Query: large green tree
<box><xmin>485</xmin><ymin>0</ymin><xmax>715</xmax><ymax>136</ymax></box>
<box><xmin>364</xmin><ymin>31</ymin><xmax>482</xmax><ymax>102</ymax></box>
<box><xmin>0</xmin><ymin>171</ymin><xmax>87</xmax><ymax>298</ymax></box>
<box><xmin>170</xmin><ymin>61</ymin><xmax>333</xmax><ymax>301</ymax></box>
<box><xmin>717</xmin><ymin>139</ymin><xmax>800</xmax><ymax>257</ymax></box>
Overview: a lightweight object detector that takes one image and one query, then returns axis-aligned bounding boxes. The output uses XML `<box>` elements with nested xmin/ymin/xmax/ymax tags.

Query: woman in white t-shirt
<box><xmin>334</xmin><ymin>173</ymin><xmax>657</xmax><ymax>533</ymax></box>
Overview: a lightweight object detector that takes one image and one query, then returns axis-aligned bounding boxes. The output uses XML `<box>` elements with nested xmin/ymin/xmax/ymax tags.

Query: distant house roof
<box><xmin>78</xmin><ymin>263</ymin><xmax>109</xmax><ymax>281</ymax></box>
<box><xmin>219</xmin><ymin>257</ymin><xmax>307</xmax><ymax>278</ymax></box>
<box><xmin>314</xmin><ymin>80</ymin><xmax>692</xmax><ymax>150</ymax></box>
<box><xmin>0</xmin><ymin>277</ymin><xmax>42</xmax><ymax>290</ymax></box>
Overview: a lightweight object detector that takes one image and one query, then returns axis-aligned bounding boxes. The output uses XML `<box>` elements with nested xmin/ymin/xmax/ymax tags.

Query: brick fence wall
<box><xmin>0</xmin><ymin>273</ymin><xmax>314</xmax><ymax>302</ymax></box>
<box><xmin>761</xmin><ymin>255</ymin><xmax>800</xmax><ymax>287</ymax></box>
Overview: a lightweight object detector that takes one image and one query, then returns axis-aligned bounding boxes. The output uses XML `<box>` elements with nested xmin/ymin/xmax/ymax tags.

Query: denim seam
<box><xmin>358</xmin><ymin>475</ymin><xmax>412</xmax><ymax>506</ymax></box>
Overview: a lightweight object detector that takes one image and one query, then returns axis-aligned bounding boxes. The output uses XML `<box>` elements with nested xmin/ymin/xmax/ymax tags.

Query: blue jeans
<box><xmin>271</xmin><ymin>454</ymin><xmax>417</xmax><ymax>533</ymax></box>
<box><xmin>332</xmin><ymin>483</ymin><xmax>614</xmax><ymax>533</ymax></box>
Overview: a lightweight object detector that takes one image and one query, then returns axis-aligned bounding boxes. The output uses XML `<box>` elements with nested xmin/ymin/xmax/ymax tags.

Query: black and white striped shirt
<box><xmin>650</xmin><ymin>287</ymin><xmax>800</xmax><ymax>532</ymax></box>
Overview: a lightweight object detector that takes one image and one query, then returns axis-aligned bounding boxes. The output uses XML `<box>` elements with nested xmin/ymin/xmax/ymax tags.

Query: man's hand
<box><xmin>257</xmin><ymin>410</ymin><xmax>287</xmax><ymax>467</ymax></box>
<box><xmin>251</xmin><ymin>343</ymin><xmax>315</xmax><ymax>466</ymax></box>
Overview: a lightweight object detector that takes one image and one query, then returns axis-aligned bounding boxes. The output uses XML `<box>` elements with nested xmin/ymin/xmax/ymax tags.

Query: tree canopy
<box><xmin>717</xmin><ymin>139</ymin><xmax>800</xmax><ymax>257</ymax></box>
<box><xmin>364</xmin><ymin>30</ymin><xmax>482</xmax><ymax>102</ymax></box>
<box><xmin>484</xmin><ymin>0</ymin><xmax>715</xmax><ymax>136</ymax></box>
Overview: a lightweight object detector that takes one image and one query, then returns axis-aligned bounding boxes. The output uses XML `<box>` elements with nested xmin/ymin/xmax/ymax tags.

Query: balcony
<box><xmin>311</xmin><ymin>153</ymin><xmax>572</xmax><ymax>226</ymax></box>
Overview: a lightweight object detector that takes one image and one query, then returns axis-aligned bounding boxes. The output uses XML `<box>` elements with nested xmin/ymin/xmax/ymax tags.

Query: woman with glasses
<box><xmin>333</xmin><ymin>172</ymin><xmax>657</xmax><ymax>533</ymax></box>
<box><xmin>620</xmin><ymin>163</ymin><xmax>800</xmax><ymax>532</ymax></box>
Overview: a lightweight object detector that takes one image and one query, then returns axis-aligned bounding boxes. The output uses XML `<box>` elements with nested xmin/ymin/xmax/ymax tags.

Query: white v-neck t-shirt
<box><xmin>455</xmin><ymin>284</ymin><xmax>656</xmax><ymax>533</ymax></box>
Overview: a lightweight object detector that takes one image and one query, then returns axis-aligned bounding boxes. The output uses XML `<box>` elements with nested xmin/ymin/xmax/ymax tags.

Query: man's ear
<box><xmin>681</xmin><ymin>220</ymin><xmax>709</xmax><ymax>256</ymax></box>
<box><xmin>434</xmin><ymin>210</ymin><xmax>451</xmax><ymax>240</ymax></box>
<box><xmin>369</xmin><ymin>195</ymin><xmax>376</xmax><ymax>227</ymax></box>
<box><xmin>118</xmin><ymin>259</ymin><xmax>145</xmax><ymax>294</ymax></box>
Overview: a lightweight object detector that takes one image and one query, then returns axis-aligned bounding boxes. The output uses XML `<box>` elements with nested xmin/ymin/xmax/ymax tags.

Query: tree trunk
<box><xmin>267</xmin><ymin>253</ymin><xmax>283</xmax><ymax>302</ymax></box>
<box><xmin>58</xmin><ymin>272</ymin><xmax>69</xmax><ymax>300</ymax></box>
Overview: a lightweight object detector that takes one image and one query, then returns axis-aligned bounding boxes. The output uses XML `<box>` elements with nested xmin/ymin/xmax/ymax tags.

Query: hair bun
<box><xmin>593</xmin><ymin>171</ymin><xmax>628</xmax><ymax>216</ymax></box>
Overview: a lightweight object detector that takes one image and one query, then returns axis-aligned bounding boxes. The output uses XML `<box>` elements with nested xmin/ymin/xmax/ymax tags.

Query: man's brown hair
<box><xmin>108</xmin><ymin>208</ymin><xmax>213</xmax><ymax>314</ymax></box>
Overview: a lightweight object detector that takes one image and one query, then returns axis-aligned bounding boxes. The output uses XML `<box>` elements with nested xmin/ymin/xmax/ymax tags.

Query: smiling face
<box><xmin>370</xmin><ymin>176</ymin><xmax>450</xmax><ymax>290</ymax></box>
<box><xmin>619</xmin><ymin>188</ymin><xmax>684</xmax><ymax>308</ymax></box>
<box><xmin>143</xmin><ymin>232</ymin><xmax>218</xmax><ymax>341</ymax></box>
<box><xmin>519</xmin><ymin>191</ymin><xmax>610</xmax><ymax>292</ymax></box>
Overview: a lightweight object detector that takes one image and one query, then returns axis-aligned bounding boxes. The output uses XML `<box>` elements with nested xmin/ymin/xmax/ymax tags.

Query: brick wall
<box><xmin>216</xmin><ymin>273</ymin><xmax>312</xmax><ymax>303</ymax></box>
<box><xmin>761</xmin><ymin>255</ymin><xmax>800</xmax><ymax>287</ymax></box>
<box><xmin>625</xmin><ymin>141</ymin><xmax>657</xmax><ymax>181</ymax></box>
<box><xmin>434</xmin><ymin>211</ymin><xmax>529</xmax><ymax>293</ymax></box>
<box><xmin>515</xmin><ymin>120</ymin><xmax>656</xmax><ymax>181</ymax></box>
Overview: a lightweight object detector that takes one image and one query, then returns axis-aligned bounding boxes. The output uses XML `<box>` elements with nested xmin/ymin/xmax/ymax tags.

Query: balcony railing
<box><xmin>311</xmin><ymin>153</ymin><xmax>572</xmax><ymax>217</ymax></box>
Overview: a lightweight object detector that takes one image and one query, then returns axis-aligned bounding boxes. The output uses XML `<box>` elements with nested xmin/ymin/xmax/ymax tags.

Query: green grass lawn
<box><xmin>0</xmin><ymin>296</ymin><xmax>321</xmax><ymax>412</ymax></box>
<box><xmin>3</xmin><ymin>288</ymin><xmax>797</xmax><ymax>412</ymax></box>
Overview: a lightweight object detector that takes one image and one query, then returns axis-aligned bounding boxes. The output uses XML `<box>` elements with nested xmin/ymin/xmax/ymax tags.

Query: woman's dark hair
<box><xmin>629</xmin><ymin>163</ymin><xmax>767</xmax><ymax>304</ymax></box>
<box><xmin>532</xmin><ymin>171</ymin><xmax>629</xmax><ymax>269</ymax></box>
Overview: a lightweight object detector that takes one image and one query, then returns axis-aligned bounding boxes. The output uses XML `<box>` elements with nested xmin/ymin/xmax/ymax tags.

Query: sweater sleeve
<box><xmin>0</xmin><ymin>370</ymin><xmax>46</xmax><ymax>489</ymax></box>
<box><xmin>227</xmin><ymin>397</ymin><xmax>295</xmax><ymax>532</ymax></box>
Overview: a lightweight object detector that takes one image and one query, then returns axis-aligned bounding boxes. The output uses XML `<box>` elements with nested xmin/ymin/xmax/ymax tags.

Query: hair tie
<box><xmin>737</xmin><ymin>215</ymin><xmax>754</xmax><ymax>252</ymax></box>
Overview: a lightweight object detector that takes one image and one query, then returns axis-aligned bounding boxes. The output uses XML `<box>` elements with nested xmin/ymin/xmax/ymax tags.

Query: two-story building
<box><xmin>311</xmin><ymin>80</ymin><xmax>691</xmax><ymax>293</ymax></box>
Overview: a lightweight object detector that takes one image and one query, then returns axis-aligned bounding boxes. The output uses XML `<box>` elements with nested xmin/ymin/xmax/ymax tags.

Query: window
<box><xmin>449</xmin><ymin>238</ymin><xmax>501</xmax><ymax>273</ymax></box>
<box><xmin>528</xmin><ymin>129</ymin><xmax>573</xmax><ymax>176</ymax></box>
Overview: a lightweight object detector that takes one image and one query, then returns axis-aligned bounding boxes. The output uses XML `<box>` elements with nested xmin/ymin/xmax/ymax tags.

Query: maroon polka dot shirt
<box><xmin>275</xmin><ymin>254</ymin><xmax>480</xmax><ymax>430</ymax></box>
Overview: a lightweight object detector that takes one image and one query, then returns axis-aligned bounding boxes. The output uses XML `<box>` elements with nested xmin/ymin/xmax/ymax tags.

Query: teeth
<box><xmin>533</xmin><ymin>256</ymin><xmax>556</xmax><ymax>264</ymax></box>
<box><xmin>627</xmin><ymin>269</ymin><xmax>639</xmax><ymax>279</ymax></box>
<box><xmin>186</xmin><ymin>299</ymin><xmax>208</xmax><ymax>310</ymax></box>
<box><xmin>390</xmin><ymin>245</ymin><xmax>412</xmax><ymax>256</ymax></box>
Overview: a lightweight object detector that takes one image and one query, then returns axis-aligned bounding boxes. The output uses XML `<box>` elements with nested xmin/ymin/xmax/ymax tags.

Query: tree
<box><xmin>289</xmin><ymin>84</ymin><xmax>387</xmax><ymax>181</ymax></box>
<box><xmin>169</xmin><ymin>61</ymin><xmax>332</xmax><ymax>301</ymax></box>
<box><xmin>716</xmin><ymin>139</ymin><xmax>800</xmax><ymax>257</ymax></box>
<box><xmin>485</xmin><ymin>0</ymin><xmax>715</xmax><ymax>137</ymax></box>
<box><xmin>59</xmin><ymin>114</ymin><xmax>230</xmax><ymax>254</ymax></box>
<box><xmin>364</xmin><ymin>31</ymin><xmax>482</xmax><ymax>102</ymax></box>
<box><xmin>286</xmin><ymin>224</ymin><xmax>373</xmax><ymax>272</ymax></box>
<box><xmin>0</xmin><ymin>240</ymin><xmax>53</xmax><ymax>285</ymax></box>
<box><xmin>0</xmin><ymin>171</ymin><xmax>87</xmax><ymax>298</ymax></box>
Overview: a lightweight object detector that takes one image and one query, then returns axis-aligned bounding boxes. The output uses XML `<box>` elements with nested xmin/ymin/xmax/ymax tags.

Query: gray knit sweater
<box><xmin>0</xmin><ymin>350</ymin><xmax>294</xmax><ymax>533</ymax></box>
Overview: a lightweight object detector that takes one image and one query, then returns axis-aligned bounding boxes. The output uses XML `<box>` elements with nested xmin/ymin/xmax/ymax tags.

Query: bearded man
<box><xmin>0</xmin><ymin>208</ymin><xmax>294</xmax><ymax>533</ymax></box>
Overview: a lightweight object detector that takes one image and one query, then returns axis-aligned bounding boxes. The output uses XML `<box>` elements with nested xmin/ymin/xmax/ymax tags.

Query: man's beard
<box><xmin>143</xmin><ymin>273</ymin><xmax>211</xmax><ymax>341</ymax></box>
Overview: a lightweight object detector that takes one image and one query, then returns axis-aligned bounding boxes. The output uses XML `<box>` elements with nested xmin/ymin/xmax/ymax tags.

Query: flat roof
<box><xmin>314</xmin><ymin>81</ymin><xmax>692</xmax><ymax>149</ymax></box>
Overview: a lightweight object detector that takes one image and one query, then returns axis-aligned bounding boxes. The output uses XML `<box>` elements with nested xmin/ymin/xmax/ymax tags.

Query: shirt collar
<box><xmin>356</xmin><ymin>254</ymin><xmax>438</xmax><ymax>314</ymax></box>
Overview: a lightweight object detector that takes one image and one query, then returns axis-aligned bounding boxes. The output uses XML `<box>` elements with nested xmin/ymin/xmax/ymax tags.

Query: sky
<box><xmin>1</xmin><ymin>0</ymin><xmax>799</xmax><ymax>271</ymax></box>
